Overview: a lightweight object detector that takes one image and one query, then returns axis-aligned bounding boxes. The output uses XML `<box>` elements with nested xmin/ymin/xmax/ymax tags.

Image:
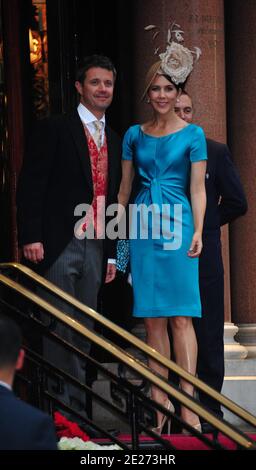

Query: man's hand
<box><xmin>23</xmin><ymin>242</ymin><xmax>44</xmax><ymax>263</ymax></box>
<box><xmin>105</xmin><ymin>262</ymin><xmax>116</xmax><ymax>283</ymax></box>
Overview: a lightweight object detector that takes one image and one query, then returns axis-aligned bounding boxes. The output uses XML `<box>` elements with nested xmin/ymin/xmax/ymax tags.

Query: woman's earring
<box><xmin>176</xmin><ymin>98</ymin><xmax>180</xmax><ymax>103</ymax></box>
<box><xmin>146</xmin><ymin>98</ymin><xmax>150</xmax><ymax>103</ymax></box>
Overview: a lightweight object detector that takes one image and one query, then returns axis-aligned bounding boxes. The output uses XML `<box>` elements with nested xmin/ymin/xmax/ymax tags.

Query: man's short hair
<box><xmin>0</xmin><ymin>315</ymin><xmax>22</xmax><ymax>367</ymax></box>
<box><xmin>76</xmin><ymin>54</ymin><xmax>117</xmax><ymax>84</ymax></box>
<box><xmin>181</xmin><ymin>89</ymin><xmax>192</xmax><ymax>99</ymax></box>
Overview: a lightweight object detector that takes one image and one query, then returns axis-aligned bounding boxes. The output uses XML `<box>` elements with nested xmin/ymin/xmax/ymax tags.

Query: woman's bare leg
<box><xmin>144</xmin><ymin>317</ymin><xmax>170</xmax><ymax>426</ymax></box>
<box><xmin>170</xmin><ymin>316</ymin><xmax>200</xmax><ymax>426</ymax></box>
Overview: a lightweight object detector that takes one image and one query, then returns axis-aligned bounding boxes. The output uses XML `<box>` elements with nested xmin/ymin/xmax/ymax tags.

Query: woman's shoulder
<box><xmin>123</xmin><ymin>124</ymin><xmax>141</xmax><ymax>143</ymax></box>
<box><xmin>125</xmin><ymin>124</ymin><xmax>141</xmax><ymax>135</ymax></box>
<box><xmin>188</xmin><ymin>123</ymin><xmax>206</xmax><ymax>136</ymax></box>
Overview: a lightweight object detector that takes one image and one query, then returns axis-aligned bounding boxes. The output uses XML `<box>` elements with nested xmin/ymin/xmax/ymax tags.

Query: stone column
<box><xmin>133</xmin><ymin>0</ymin><xmax>226</xmax><ymax>137</ymax></box>
<box><xmin>132</xmin><ymin>0</ymin><xmax>234</xmax><ymax>345</ymax></box>
<box><xmin>226</xmin><ymin>0</ymin><xmax>256</xmax><ymax>359</ymax></box>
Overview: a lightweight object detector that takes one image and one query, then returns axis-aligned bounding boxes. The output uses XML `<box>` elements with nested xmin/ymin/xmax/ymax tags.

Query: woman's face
<box><xmin>147</xmin><ymin>74</ymin><xmax>179</xmax><ymax>115</ymax></box>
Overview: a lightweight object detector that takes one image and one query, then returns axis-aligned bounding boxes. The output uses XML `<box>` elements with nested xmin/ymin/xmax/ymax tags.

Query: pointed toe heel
<box><xmin>151</xmin><ymin>399</ymin><xmax>175</xmax><ymax>436</ymax></box>
<box><xmin>182</xmin><ymin>423</ymin><xmax>202</xmax><ymax>435</ymax></box>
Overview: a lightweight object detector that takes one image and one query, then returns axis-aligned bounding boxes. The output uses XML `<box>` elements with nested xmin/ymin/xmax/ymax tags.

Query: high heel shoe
<box><xmin>182</xmin><ymin>422</ymin><xmax>202</xmax><ymax>435</ymax></box>
<box><xmin>151</xmin><ymin>400</ymin><xmax>175</xmax><ymax>436</ymax></box>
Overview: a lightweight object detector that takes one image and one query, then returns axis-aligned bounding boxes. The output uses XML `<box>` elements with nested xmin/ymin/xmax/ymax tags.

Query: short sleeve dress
<box><xmin>122</xmin><ymin>124</ymin><xmax>207</xmax><ymax>318</ymax></box>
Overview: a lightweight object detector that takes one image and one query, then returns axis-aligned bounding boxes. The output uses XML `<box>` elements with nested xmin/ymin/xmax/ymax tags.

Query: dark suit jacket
<box><xmin>0</xmin><ymin>384</ymin><xmax>57</xmax><ymax>450</ymax></box>
<box><xmin>16</xmin><ymin>111</ymin><xmax>122</xmax><ymax>273</ymax></box>
<box><xmin>200</xmin><ymin>139</ymin><xmax>247</xmax><ymax>278</ymax></box>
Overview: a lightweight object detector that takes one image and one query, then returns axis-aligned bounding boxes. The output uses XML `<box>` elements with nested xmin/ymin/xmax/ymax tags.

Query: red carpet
<box><xmin>95</xmin><ymin>433</ymin><xmax>256</xmax><ymax>450</ymax></box>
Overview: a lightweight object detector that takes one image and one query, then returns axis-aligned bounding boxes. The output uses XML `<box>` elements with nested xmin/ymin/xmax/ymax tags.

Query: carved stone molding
<box><xmin>235</xmin><ymin>324</ymin><xmax>256</xmax><ymax>359</ymax></box>
<box><xmin>224</xmin><ymin>322</ymin><xmax>248</xmax><ymax>360</ymax></box>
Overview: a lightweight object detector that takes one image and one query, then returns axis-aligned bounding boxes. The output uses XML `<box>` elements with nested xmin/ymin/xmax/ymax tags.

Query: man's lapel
<box><xmin>68</xmin><ymin>111</ymin><xmax>93</xmax><ymax>190</ymax></box>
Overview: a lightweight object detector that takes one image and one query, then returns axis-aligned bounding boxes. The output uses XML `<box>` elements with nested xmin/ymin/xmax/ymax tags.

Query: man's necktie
<box><xmin>93</xmin><ymin>120</ymin><xmax>103</xmax><ymax>149</ymax></box>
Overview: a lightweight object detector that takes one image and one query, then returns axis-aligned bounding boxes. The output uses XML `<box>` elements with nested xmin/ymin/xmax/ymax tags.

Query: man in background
<box><xmin>175</xmin><ymin>92</ymin><xmax>247</xmax><ymax>432</ymax></box>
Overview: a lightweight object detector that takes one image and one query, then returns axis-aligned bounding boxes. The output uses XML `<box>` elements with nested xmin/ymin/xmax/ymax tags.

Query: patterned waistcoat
<box><xmin>81</xmin><ymin>126</ymin><xmax>108</xmax><ymax>238</ymax></box>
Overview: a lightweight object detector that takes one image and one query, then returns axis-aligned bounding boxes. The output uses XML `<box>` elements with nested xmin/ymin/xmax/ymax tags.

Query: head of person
<box><xmin>0</xmin><ymin>315</ymin><xmax>24</xmax><ymax>386</ymax></box>
<box><xmin>142</xmin><ymin>21</ymin><xmax>201</xmax><ymax>116</ymax></box>
<box><xmin>75</xmin><ymin>54</ymin><xmax>117</xmax><ymax>118</ymax></box>
<box><xmin>143</xmin><ymin>61</ymin><xmax>186</xmax><ymax>116</ymax></box>
<box><xmin>174</xmin><ymin>91</ymin><xmax>193</xmax><ymax>123</ymax></box>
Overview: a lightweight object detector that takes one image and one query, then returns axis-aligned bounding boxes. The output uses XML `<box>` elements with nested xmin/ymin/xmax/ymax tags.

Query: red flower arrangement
<box><xmin>54</xmin><ymin>412</ymin><xmax>90</xmax><ymax>442</ymax></box>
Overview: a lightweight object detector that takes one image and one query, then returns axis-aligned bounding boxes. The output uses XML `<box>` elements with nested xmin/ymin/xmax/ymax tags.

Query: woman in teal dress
<box><xmin>118</xmin><ymin>56</ymin><xmax>207</xmax><ymax>433</ymax></box>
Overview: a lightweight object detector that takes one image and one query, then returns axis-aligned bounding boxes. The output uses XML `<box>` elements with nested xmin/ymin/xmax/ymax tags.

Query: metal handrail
<box><xmin>0</xmin><ymin>262</ymin><xmax>256</xmax><ymax>449</ymax></box>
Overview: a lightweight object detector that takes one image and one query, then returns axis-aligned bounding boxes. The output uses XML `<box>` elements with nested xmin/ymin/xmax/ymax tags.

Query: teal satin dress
<box><xmin>122</xmin><ymin>124</ymin><xmax>207</xmax><ymax>318</ymax></box>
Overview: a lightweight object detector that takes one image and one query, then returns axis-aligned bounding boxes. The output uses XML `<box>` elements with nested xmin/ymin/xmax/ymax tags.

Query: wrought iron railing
<box><xmin>0</xmin><ymin>262</ymin><xmax>255</xmax><ymax>450</ymax></box>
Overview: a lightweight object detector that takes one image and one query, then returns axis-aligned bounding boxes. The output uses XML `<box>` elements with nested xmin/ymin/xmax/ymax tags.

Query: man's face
<box><xmin>75</xmin><ymin>67</ymin><xmax>114</xmax><ymax>117</ymax></box>
<box><xmin>174</xmin><ymin>94</ymin><xmax>193</xmax><ymax>123</ymax></box>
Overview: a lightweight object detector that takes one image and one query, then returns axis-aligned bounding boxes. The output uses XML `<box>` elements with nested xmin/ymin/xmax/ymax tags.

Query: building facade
<box><xmin>0</xmin><ymin>0</ymin><xmax>255</xmax><ymax>418</ymax></box>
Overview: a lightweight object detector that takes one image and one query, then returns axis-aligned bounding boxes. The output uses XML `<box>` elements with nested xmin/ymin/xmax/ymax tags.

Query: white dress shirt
<box><xmin>0</xmin><ymin>380</ymin><xmax>12</xmax><ymax>391</ymax></box>
<box><xmin>77</xmin><ymin>103</ymin><xmax>105</xmax><ymax>147</ymax></box>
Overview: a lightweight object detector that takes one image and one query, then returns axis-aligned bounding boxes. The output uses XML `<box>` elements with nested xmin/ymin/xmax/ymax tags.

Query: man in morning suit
<box><xmin>175</xmin><ymin>92</ymin><xmax>248</xmax><ymax>431</ymax></box>
<box><xmin>16</xmin><ymin>55</ymin><xmax>122</xmax><ymax>414</ymax></box>
<box><xmin>0</xmin><ymin>315</ymin><xmax>57</xmax><ymax>450</ymax></box>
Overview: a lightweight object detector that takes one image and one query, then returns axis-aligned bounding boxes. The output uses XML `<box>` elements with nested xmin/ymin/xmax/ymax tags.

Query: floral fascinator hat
<box><xmin>142</xmin><ymin>20</ymin><xmax>201</xmax><ymax>100</ymax></box>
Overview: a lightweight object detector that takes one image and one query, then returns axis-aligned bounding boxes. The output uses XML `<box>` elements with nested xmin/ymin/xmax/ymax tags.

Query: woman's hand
<box><xmin>187</xmin><ymin>232</ymin><xmax>203</xmax><ymax>258</ymax></box>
